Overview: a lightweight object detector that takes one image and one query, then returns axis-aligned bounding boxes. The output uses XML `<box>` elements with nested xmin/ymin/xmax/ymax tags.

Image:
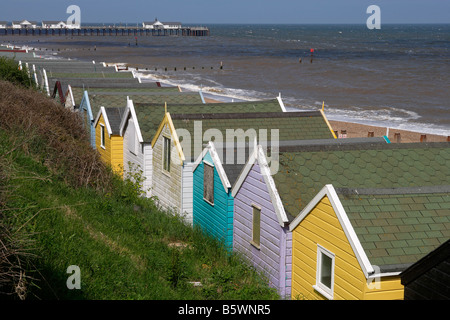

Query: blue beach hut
<box><xmin>192</xmin><ymin>141</ymin><xmax>252</xmax><ymax>251</ymax></box>
<box><xmin>78</xmin><ymin>90</ymin><xmax>96</xmax><ymax>148</ymax></box>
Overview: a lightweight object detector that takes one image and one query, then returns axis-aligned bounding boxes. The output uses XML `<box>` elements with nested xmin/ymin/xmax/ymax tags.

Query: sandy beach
<box><xmin>328</xmin><ymin>120</ymin><xmax>449</xmax><ymax>143</ymax></box>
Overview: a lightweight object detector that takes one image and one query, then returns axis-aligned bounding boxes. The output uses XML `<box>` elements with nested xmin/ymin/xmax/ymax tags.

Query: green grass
<box><xmin>0</xmin><ymin>56</ymin><xmax>36</xmax><ymax>88</ymax></box>
<box><xmin>0</xmin><ymin>113</ymin><xmax>279</xmax><ymax>301</ymax></box>
<box><xmin>0</xmin><ymin>68</ymin><xmax>279</xmax><ymax>300</ymax></box>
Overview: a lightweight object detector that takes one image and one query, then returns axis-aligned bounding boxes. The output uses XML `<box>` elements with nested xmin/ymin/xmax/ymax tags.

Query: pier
<box><xmin>0</xmin><ymin>26</ymin><xmax>209</xmax><ymax>37</ymax></box>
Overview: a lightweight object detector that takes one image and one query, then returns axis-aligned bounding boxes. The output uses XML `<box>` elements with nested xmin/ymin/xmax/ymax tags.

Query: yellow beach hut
<box><xmin>289</xmin><ymin>183</ymin><xmax>450</xmax><ymax>300</ymax></box>
<box><xmin>93</xmin><ymin>105</ymin><xmax>126</xmax><ymax>176</ymax></box>
<box><xmin>280</xmin><ymin>142</ymin><xmax>450</xmax><ymax>300</ymax></box>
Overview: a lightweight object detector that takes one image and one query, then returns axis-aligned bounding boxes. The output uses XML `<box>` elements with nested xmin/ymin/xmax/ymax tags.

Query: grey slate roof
<box><xmin>276</xmin><ymin>141</ymin><xmax>450</xmax><ymax>273</ymax></box>
<box><xmin>104</xmin><ymin>107</ymin><xmax>126</xmax><ymax>135</ymax></box>
<box><xmin>214</xmin><ymin>137</ymin><xmax>388</xmax><ymax>189</ymax></box>
<box><xmin>214</xmin><ymin>142</ymin><xmax>253</xmax><ymax>187</ymax></box>
<box><xmin>134</xmin><ymin>99</ymin><xmax>283</xmax><ymax>143</ymax></box>
<box><xmin>337</xmin><ymin>185</ymin><xmax>450</xmax><ymax>272</ymax></box>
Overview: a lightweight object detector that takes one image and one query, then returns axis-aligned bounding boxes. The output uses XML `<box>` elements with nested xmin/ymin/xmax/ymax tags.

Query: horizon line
<box><xmin>1</xmin><ymin>20</ymin><xmax>449</xmax><ymax>25</ymax></box>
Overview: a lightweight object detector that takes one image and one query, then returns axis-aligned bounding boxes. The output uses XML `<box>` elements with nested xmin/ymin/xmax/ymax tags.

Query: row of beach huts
<box><xmin>1</xmin><ymin>46</ymin><xmax>449</xmax><ymax>300</ymax></box>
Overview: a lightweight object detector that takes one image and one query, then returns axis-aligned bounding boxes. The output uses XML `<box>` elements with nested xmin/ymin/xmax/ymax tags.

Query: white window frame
<box><xmin>162</xmin><ymin>135</ymin><xmax>171</xmax><ymax>174</ymax></box>
<box><xmin>100</xmin><ymin>124</ymin><xmax>106</xmax><ymax>149</ymax></box>
<box><xmin>250</xmin><ymin>204</ymin><xmax>261</xmax><ymax>250</ymax></box>
<box><xmin>203</xmin><ymin>160</ymin><xmax>214</xmax><ymax>206</ymax></box>
<box><xmin>313</xmin><ymin>244</ymin><xmax>335</xmax><ymax>300</ymax></box>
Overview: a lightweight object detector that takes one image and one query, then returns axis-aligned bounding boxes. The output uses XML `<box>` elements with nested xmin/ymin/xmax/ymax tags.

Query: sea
<box><xmin>4</xmin><ymin>24</ymin><xmax>450</xmax><ymax>135</ymax></box>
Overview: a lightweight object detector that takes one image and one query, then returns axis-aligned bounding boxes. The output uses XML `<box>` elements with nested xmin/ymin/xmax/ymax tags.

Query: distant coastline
<box><xmin>2</xmin><ymin>23</ymin><xmax>448</xmax><ymax>140</ymax></box>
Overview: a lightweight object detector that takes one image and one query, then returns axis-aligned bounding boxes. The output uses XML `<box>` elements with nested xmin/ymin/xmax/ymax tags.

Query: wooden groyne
<box><xmin>0</xmin><ymin>26</ymin><xmax>209</xmax><ymax>37</ymax></box>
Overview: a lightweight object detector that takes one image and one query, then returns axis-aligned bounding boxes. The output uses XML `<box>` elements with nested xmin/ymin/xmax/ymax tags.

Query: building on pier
<box><xmin>12</xmin><ymin>20</ymin><xmax>38</xmax><ymax>29</ymax></box>
<box><xmin>142</xmin><ymin>18</ymin><xmax>182</xmax><ymax>30</ymax></box>
<box><xmin>42</xmin><ymin>21</ymin><xmax>67</xmax><ymax>29</ymax></box>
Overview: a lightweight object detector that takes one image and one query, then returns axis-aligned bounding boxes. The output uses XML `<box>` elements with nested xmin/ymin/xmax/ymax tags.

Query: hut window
<box><xmin>163</xmin><ymin>136</ymin><xmax>171</xmax><ymax>172</ymax></box>
<box><xmin>100</xmin><ymin>124</ymin><xmax>106</xmax><ymax>149</ymax></box>
<box><xmin>314</xmin><ymin>245</ymin><xmax>335</xmax><ymax>300</ymax></box>
<box><xmin>203</xmin><ymin>162</ymin><xmax>214</xmax><ymax>205</ymax></box>
<box><xmin>251</xmin><ymin>205</ymin><xmax>261</xmax><ymax>249</ymax></box>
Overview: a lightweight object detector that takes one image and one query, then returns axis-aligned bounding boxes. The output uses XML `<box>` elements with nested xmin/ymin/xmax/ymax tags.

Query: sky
<box><xmin>1</xmin><ymin>0</ymin><xmax>449</xmax><ymax>24</ymax></box>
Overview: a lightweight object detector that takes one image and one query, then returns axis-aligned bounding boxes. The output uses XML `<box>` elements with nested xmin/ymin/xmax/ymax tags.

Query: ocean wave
<box><xmin>135</xmin><ymin>69</ymin><xmax>449</xmax><ymax>136</ymax></box>
<box><xmin>321</xmin><ymin>107</ymin><xmax>449</xmax><ymax>136</ymax></box>
<box><xmin>136</xmin><ymin>70</ymin><xmax>275</xmax><ymax>102</ymax></box>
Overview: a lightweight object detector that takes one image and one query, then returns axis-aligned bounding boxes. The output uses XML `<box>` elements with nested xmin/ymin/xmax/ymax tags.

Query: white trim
<box><xmin>43</xmin><ymin>69</ymin><xmax>50</xmax><ymax>96</ymax></box>
<box><xmin>208</xmin><ymin>142</ymin><xmax>231</xmax><ymax>191</ymax></box>
<box><xmin>231</xmin><ymin>145</ymin><xmax>257</xmax><ymax>197</ymax></box>
<box><xmin>93</xmin><ymin>106</ymin><xmax>113</xmax><ymax>137</ymax></box>
<box><xmin>93</xmin><ymin>109</ymin><xmax>102</xmax><ymax>130</ymax></box>
<box><xmin>80</xmin><ymin>91</ymin><xmax>94</xmax><ymax>121</ymax></box>
<box><xmin>119</xmin><ymin>104</ymin><xmax>131</xmax><ymax>137</ymax></box>
<box><xmin>289</xmin><ymin>184</ymin><xmax>375</xmax><ymax>278</ymax></box>
<box><xmin>368</xmin><ymin>271</ymin><xmax>401</xmax><ymax>279</ymax></box>
<box><xmin>119</xmin><ymin>99</ymin><xmax>143</xmax><ymax>143</ymax></box>
<box><xmin>277</xmin><ymin>93</ymin><xmax>287</xmax><ymax>112</ymax></box>
<box><xmin>102</xmin><ymin>107</ymin><xmax>113</xmax><ymax>137</ymax></box>
<box><xmin>32</xmin><ymin>64</ymin><xmax>38</xmax><ymax>87</ymax></box>
<box><xmin>65</xmin><ymin>85</ymin><xmax>75</xmax><ymax>109</ymax></box>
<box><xmin>100</xmin><ymin>124</ymin><xmax>106</xmax><ymax>149</ymax></box>
<box><xmin>202</xmin><ymin>161</ymin><xmax>215</xmax><ymax>205</ymax></box>
<box><xmin>231</xmin><ymin>145</ymin><xmax>288</xmax><ymax>227</ymax></box>
<box><xmin>193</xmin><ymin>144</ymin><xmax>210</xmax><ymax>170</ymax></box>
<box><xmin>257</xmin><ymin>145</ymin><xmax>289</xmax><ymax>227</ymax></box>
<box><xmin>162</xmin><ymin>134</ymin><xmax>171</xmax><ymax>174</ymax></box>
<box><xmin>202</xmin><ymin>159</ymin><xmax>214</xmax><ymax>167</ymax></box>
<box><xmin>193</xmin><ymin>142</ymin><xmax>232</xmax><ymax>193</ymax></box>
<box><xmin>314</xmin><ymin>244</ymin><xmax>335</xmax><ymax>300</ymax></box>
<box><xmin>199</xmin><ymin>90</ymin><xmax>206</xmax><ymax>104</ymax></box>
<box><xmin>251</xmin><ymin>204</ymin><xmax>261</xmax><ymax>250</ymax></box>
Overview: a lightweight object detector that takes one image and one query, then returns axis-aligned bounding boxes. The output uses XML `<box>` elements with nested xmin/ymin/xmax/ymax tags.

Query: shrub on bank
<box><xmin>0</xmin><ymin>57</ymin><xmax>35</xmax><ymax>88</ymax></box>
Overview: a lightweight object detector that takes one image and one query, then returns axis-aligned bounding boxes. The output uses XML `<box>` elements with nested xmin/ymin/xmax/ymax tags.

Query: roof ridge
<box><xmin>92</xmin><ymin>91</ymin><xmax>194</xmax><ymax>96</ymax></box>
<box><xmin>134</xmin><ymin>98</ymin><xmax>279</xmax><ymax>107</ymax></box>
<box><xmin>170</xmin><ymin>110</ymin><xmax>321</xmax><ymax>120</ymax></box>
<box><xmin>336</xmin><ymin>185</ymin><xmax>450</xmax><ymax>196</ymax></box>
<box><xmin>269</xmin><ymin>137</ymin><xmax>387</xmax><ymax>151</ymax></box>
<box><xmin>278</xmin><ymin>141</ymin><xmax>450</xmax><ymax>153</ymax></box>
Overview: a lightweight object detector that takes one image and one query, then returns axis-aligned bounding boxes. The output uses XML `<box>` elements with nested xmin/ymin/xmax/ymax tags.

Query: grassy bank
<box><xmin>0</xmin><ymin>73</ymin><xmax>279</xmax><ymax>300</ymax></box>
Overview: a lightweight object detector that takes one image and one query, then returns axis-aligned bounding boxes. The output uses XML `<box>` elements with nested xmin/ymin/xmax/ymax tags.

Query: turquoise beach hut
<box><xmin>191</xmin><ymin>109</ymin><xmax>340</xmax><ymax>250</ymax></box>
<box><xmin>192</xmin><ymin>141</ymin><xmax>251</xmax><ymax>250</ymax></box>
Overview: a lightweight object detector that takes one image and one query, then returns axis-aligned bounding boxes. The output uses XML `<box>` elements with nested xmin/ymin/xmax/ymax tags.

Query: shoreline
<box><xmin>203</xmin><ymin>96</ymin><xmax>448</xmax><ymax>143</ymax></box>
<box><xmin>2</xmin><ymin>40</ymin><xmax>449</xmax><ymax>143</ymax></box>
